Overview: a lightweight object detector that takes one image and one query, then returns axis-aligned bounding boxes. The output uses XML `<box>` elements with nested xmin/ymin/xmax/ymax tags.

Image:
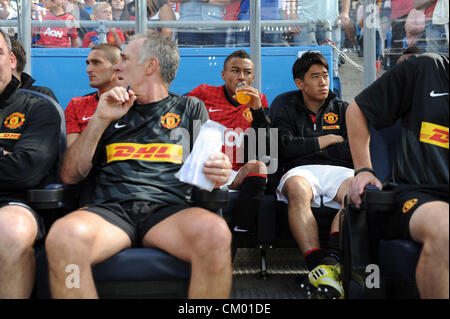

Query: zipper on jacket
<box><xmin>308</xmin><ymin>112</ymin><xmax>317</xmax><ymax>132</ymax></box>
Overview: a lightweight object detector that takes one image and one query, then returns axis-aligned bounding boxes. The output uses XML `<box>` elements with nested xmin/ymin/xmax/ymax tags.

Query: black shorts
<box><xmin>380</xmin><ymin>185</ymin><xmax>449</xmax><ymax>240</ymax></box>
<box><xmin>0</xmin><ymin>201</ymin><xmax>45</xmax><ymax>244</ymax></box>
<box><xmin>81</xmin><ymin>201</ymin><xmax>192</xmax><ymax>247</ymax></box>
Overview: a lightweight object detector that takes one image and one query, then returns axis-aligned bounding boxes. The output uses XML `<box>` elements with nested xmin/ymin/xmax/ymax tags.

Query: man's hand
<box><xmin>348</xmin><ymin>171</ymin><xmax>383</xmax><ymax>208</ymax></box>
<box><xmin>94</xmin><ymin>86</ymin><xmax>137</xmax><ymax>124</ymax></box>
<box><xmin>203</xmin><ymin>153</ymin><xmax>232</xmax><ymax>189</ymax></box>
<box><xmin>234</xmin><ymin>85</ymin><xmax>262</xmax><ymax>110</ymax></box>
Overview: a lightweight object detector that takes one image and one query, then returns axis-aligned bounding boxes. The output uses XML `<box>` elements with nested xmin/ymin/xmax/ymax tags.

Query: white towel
<box><xmin>175</xmin><ymin>120</ymin><xmax>227</xmax><ymax>191</ymax></box>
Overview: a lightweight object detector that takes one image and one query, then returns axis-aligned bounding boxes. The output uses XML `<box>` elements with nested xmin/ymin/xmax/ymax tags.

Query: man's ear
<box><xmin>294</xmin><ymin>77</ymin><xmax>303</xmax><ymax>90</ymax></box>
<box><xmin>146</xmin><ymin>57</ymin><xmax>158</xmax><ymax>75</ymax></box>
<box><xmin>221</xmin><ymin>69</ymin><xmax>226</xmax><ymax>82</ymax></box>
<box><xmin>248</xmin><ymin>72</ymin><xmax>255</xmax><ymax>86</ymax></box>
<box><xmin>9</xmin><ymin>52</ymin><xmax>17</xmax><ymax>71</ymax></box>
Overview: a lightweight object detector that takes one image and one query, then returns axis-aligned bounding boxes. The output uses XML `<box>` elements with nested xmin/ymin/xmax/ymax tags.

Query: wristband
<box><xmin>354</xmin><ymin>167</ymin><xmax>375</xmax><ymax>177</ymax></box>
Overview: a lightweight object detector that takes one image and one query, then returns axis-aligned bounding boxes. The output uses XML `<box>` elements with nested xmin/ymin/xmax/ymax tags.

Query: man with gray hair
<box><xmin>45</xmin><ymin>32</ymin><xmax>234</xmax><ymax>298</ymax></box>
<box><xmin>0</xmin><ymin>29</ymin><xmax>61</xmax><ymax>298</ymax></box>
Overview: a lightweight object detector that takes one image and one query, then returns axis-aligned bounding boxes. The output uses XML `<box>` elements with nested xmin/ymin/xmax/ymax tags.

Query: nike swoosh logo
<box><xmin>233</xmin><ymin>226</ymin><xmax>248</xmax><ymax>233</ymax></box>
<box><xmin>208</xmin><ymin>108</ymin><xmax>223</xmax><ymax>113</ymax></box>
<box><xmin>430</xmin><ymin>91</ymin><xmax>449</xmax><ymax>97</ymax></box>
<box><xmin>114</xmin><ymin>123</ymin><xmax>126</xmax><ymax>129</ymax></box>
<box><xmin>82</xmin><ymin>116</ymin><xmax>92</xmax><ymax>121</ymax></box>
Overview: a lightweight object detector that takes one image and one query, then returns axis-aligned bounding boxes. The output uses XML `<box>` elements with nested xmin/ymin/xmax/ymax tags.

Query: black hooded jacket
<box><xmin>0</xmin><ymin>77</ymin><xmax>60</xmax><ymax>202</ymax></box>
<box><xmin>272</xmin><ymin>90</ymin><xmax>353</xmax><ymax>172</ymax></box>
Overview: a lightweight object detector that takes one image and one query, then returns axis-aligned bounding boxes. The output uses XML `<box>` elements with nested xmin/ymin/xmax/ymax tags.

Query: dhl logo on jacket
<box><xmin>0</xmin><ymin>133</ymin><xmax>21</xmax><ymax>140</ymax></box>
<box><xmin>106</xmin><ymin>143</ymin><xmax>183</xmax><ymax>164</ymax></box>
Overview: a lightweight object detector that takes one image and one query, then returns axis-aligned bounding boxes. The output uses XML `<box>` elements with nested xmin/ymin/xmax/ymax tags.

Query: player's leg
<box><xmin>302</xmin><ymin>171</ymin><xmax>353</xmax><ymax>299</ymax></box>
<box><xmin>330</xmin><ymin>177</ymin><xmax>353</xmax><ymax>232</ymax></box>
<box><xmin>228</xmin><ymin>160</ymin><xmax>267</xmax><ymax>233</ymax></box>
<box><xmin>409</xmin><ymin>201</ymin><xmax>449</xmax><ymax>299</ymax></box>
<box><xmin>0</xmin><ymin>204</ymin><xmax>39</xmax><ymax>298</ymax></box>
<box><xmin>46</xmin><ymin>209</ymin><xmax>132</xmax><ymax>298</ymax></box>
<box><xmin>281</xmin><ymin>175</ymin><xmax>318</xmax><ymax>253</ymax></box>
<box><xmin>141</xmin><ymin>207</ymin><xmax>232</xmax><ymax>298</ymax></box>
<box><xmin>228</xmin><ymin>160</ymin><xmax>267</xmax><ymax>190</ymax></box>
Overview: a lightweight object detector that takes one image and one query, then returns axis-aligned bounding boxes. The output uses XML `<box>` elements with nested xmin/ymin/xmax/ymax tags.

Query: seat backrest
<box><xmin>333</xmin><ymin>76</ymin><xmax>342</xmax><ymax>100</ymax></box>
<box><xmin>266</xmin><ymin>90</ymin><xmax>299</xmax><ymax>193</ymax></box>
<box><xmin>369</xmin><ymin>120</ymin><xmax>402</xmax><ymax>181</ymax></box>
<box><xmin>370</xmin><ymin>120</ymin><xmax>422</xmax><ymax>297</ymax></box>
<box><xmin>268</xmin><ymin>90</ymin><xmax>298</xmax><ymax>121</ymax></box>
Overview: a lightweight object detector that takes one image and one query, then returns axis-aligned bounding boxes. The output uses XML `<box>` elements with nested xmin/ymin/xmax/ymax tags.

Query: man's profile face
<box><xmin>86</xmin><ymin>49</ymin><xmax>117</xmax><ymax>89</ymax></box>
<box><xmin>0</xmin><ymin>34</ymin><xmax>16</xmax><ymax>94</ymax></box>
<box><xmin>221</xmin><ymin>57</ymin><xmax>255</xmax><ymax>96</ymax></box>
<box><xmin>113</xmin><ymin>38</ymin><xmax>146</xmax><ymax>90</ymax></box>
<box><xmin>295</xmin><ymin>63</ymin><xmax>329</xmax><ymax>104</ymax></box>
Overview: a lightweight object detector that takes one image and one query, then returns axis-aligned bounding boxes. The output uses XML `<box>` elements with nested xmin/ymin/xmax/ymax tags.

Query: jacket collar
<box><xmin>19</xmin><ymin>72</ymin><xmax>36</xmax><ymax>89</ymax></box>
<box><xmin>0</xmin><ymin>76</ymin><xmax>20</xmax><ymax>105</ymax></box>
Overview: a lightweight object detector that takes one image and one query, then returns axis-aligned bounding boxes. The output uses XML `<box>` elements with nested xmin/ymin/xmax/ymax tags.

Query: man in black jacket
<box><xmin>272</xmin><ymin>51</ymin><xmax>353</xmax><ymax>299</ymax></box>
<box><xmin>0</xmin><ymin>29</ymin><xmax>61</xmax><ymax>298</ymax></box>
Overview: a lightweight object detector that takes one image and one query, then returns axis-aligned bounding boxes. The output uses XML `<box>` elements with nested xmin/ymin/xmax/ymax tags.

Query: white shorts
<box><xmin>276</xmin><ymin>165</ymin><xmax>354</xmax><ymax>209</ymax></box>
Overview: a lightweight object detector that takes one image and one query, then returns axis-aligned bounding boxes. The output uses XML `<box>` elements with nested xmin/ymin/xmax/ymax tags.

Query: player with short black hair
<box><xmin>272</xmin><ymin>51</ymin><xmax>353</xmax><ymax>299</ymax></box>
<box><xmin>187</xmin><ymin>49</ymin><xmax>270</xmax><ymax>234</ymax></box>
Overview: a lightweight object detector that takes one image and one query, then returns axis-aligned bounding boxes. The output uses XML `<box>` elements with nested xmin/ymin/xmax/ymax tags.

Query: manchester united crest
<box><xmin>4</xmin><ymin>112</ymin><xmax>26</xmax><ymax>129</ymax></box>
<box><xmin>402</xmin><ymin>198</ymin><xmax>418</xmax><ymax>213</ymax></box>
<box><xmin>161</xmin><ymin>113</ymin><xmax>181</xmax><ymax>129</ymax></box>
<box><xmin>242</xmin><ymin>107</ymin><xmax>253</xmax><ymax>122</ymax></box>
<box><xmin>324</xmin><ymin>112</ymin><xmax>338</xmax><ymax>124</ymax></box>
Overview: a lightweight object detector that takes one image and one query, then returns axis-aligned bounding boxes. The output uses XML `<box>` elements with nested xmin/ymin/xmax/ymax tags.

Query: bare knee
<box><xmin>244</xmin><ymin>160</ymin><xmax>267</xmax><ymax>176</ymax></box>
<box><xmin>0</xmin><ymin>208</ymin><xmax>37</xmax><ymax>259</ymax></box>
<box><xmin>335</xmin><ymin>177</ymin><xmax>352</xmax><ymax>205</ymax></box>
<box><xmin>283</xmin><ymin>176</ymin><xmax>313</xmax><ymax>204</ymax></box>
<box><xmin>230</xmin><ymin>160</ymin><xmax>267</xmax><ymax>189</ymax></box>
<box><xmin>188</xmin><ymin>210</ymin><xmax>232</xmax><ymax>257</ymax></box>
<box><xmin>45</xmin><ymin>212</ymin><xmax>96</xmax><ymax>261</ymax></box>
<box><xmin>412</xmin><ymin>203</ymin><xmax>449</xmax><ymax>263</ymax></box>
<box><xmin>423</xmin><ymin>216</ymin><xmax>448</xmax><ymax>261</ymax></box>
